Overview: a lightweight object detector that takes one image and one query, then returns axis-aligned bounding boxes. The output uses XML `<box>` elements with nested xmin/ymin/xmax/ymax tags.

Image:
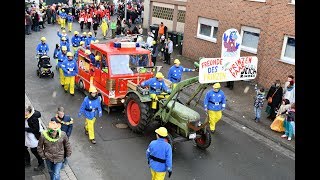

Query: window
<box><xmin>196</xmin><ymin>17</ymin><xmax>219</xmax><ymax>43</ymax></box>
<box><xmin>109</xmin><ymin>54</ymin><xmax>150</xmax><ymax>75</ymax></box>
<box><xmin>240</xmin><ymin>26</ymin><xmax>260</xmax><ymax>54</ymax></box>
<box><xmin>280</xmin><ymin>35</ymin><xmax>295</xmax><ymax>65</ymax></box>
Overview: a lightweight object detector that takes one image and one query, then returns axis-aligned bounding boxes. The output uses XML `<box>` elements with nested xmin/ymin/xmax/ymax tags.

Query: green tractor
<box><xmin>123</xmin><ymin>65</ymin><xmax>212</xmax><ymax>150</ymax></box>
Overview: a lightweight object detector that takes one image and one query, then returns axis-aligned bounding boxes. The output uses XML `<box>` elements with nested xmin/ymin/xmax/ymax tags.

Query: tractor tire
<box><xmin>36</xmin><ymin>70</ymin><xmax>40</xmax><ymax>77</ymax></box>
<box><xmin>125</xmin><ymin>93</ymin><xmax>151</xmax><ymax>133</ymax></box>
<box><xmin>195</xmin><ymin>127</ymin><xmax>211</xmax><ymax>150</ymax></box>
<box><xmin>165</xmin><ymin>133</ymin><xmax>173</xmax><ymax>148</ymax></box>
<box><xmin>77</xmin><ymin>79</ymin><xmax>85</xmax><ymax>92</ymax></box>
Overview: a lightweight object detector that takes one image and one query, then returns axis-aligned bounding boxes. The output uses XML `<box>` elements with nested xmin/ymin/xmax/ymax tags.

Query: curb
<box><xmin>25</xmin><ymin>93</ymin><xmax>78</xmax><ymax>180</ymax></box>
<box><xmin>223</xmin><ymin>111</ymin><xmax>295</xmax><ymax>153</ymax></box>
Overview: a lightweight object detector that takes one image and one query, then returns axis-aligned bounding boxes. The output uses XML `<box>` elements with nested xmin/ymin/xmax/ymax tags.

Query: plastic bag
<box><xmin>270</xmin><ymin>115</ymin><xmax>285</xmax><ymax>132</ymax></box>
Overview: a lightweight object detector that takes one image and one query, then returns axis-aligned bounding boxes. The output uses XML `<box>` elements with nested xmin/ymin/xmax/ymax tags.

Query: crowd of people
<box><xmin>26</xmin><ymin>1</ymin><xmax>295</xmax><ymax>180</ymax></box>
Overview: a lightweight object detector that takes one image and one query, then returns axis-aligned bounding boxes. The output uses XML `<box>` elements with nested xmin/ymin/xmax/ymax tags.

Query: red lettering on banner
<box><xmin>202</xmin><ymin>58</ymin><xmax>223</xmax><ymax>68</ymax></box>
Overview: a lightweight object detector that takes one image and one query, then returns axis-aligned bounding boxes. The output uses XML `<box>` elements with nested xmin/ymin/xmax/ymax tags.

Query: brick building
<box><xmin>183</xmin><ymin>0</ymin><xmax>295</xmax><ymax>87</ymax></box>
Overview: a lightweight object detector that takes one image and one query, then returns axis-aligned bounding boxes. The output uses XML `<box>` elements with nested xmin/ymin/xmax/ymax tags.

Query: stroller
<box><xmin>36</xmin><ymin>55</ymin><xmax>54</xmax><ymax>78</ymax></box>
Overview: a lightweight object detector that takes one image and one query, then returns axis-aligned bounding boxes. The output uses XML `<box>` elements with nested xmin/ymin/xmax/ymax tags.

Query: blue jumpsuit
<box><xmin>78</xmin><ymin>96</ymin><xmax>102</xmax><ymax>140</ymax></box>
<box><xmin>146</xmin><ymin>138</ymin><xmax>172</xmax><ymax>178</ymax></box>
<box><xmin>204</xmin><ymin>89</ymin><xmax>226</xmax><ymax>131</ymax></box>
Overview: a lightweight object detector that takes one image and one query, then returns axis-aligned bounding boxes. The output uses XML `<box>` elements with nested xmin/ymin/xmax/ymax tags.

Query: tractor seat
<box><xmin>165</xmin><ymin>100</ymin><xmax>200</xmax><ymax>123</ymax></box>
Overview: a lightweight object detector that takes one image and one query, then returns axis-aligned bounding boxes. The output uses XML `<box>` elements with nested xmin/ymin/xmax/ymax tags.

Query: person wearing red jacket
<box><xmin>86</xmin><ymin>13</ymin><xmax>92</xmax><ymax>31</ymax></box>
<box><xmin>79</xmin><ymin>10</ymin><xmax>86</xmax><ymax>32</ymax></box>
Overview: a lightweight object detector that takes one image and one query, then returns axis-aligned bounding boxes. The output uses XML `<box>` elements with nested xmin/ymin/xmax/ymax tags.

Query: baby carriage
<box><xmin>36</xmin><ymin>55</ymin><xmax>54</xmax><ymax>78</ymax></box>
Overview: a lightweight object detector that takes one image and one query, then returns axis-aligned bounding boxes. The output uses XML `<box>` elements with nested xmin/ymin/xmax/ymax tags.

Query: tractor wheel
<box><xmin>36</xmin><ymin>70</ymin><xmax>40</xmax><ymax>77</ymax></box>
<box><xmin>164</xmin><ymin>133</ymin><xmax>173</xmax><ymax>148</ymax></box>
<box><xmin>125</xmin><ymin>93</ymin><xmax>151</xmax><ymax>133</ymax></box>
<box><xmin>77</xmin><ymin>79</ymin><xmax>85</xmax><ymax>92</ymax></box>
<box><xmin>195</xmin><ymin>127</ymin><xmax>211</xmax><ymax>150</ymax></box>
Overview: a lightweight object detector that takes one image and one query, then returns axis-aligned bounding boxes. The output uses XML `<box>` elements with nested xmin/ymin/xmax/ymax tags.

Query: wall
<box><xmin>183</xmin><ymin>0</ymin><xmax>295</xmax><ymax>87</ymax></box>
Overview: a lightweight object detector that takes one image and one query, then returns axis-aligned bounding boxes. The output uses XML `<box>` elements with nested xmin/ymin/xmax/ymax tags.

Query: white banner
<box><xmin>199</xmin><ymin>56</ymin><xmax>258</xmax><ymax>84</ymax></box>
<box><xmin>221</xmin><ymin>28</ymin><xmax>242</xmax><ymax>58</ymax></box>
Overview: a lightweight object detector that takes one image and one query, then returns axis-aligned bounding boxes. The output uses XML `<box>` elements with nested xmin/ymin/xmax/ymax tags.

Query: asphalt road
<box><xmin>25</xmin><ymin>21</ymin><xmax>294</xmax><ymax>180</ymax></box>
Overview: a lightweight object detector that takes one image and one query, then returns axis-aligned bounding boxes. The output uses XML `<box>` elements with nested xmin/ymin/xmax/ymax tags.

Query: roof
<box><xmin>91</xmin><ymin>43</ymin><xmax>150</xmax><ymax>55</ymax></box>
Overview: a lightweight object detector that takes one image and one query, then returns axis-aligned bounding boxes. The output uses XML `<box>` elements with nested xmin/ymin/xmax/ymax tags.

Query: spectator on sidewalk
<box><xmin>165</xmin><ymin>38</ymin><xmax>173</xmax><ymax>65</ymax></box>
<box><xmin>25</xmin><ymin>12</ymin><xmax>33</xmax><ymax>35</ymax></box>
<box><xmin>283</xmin><ymin>75</ymin><xmax>294</xmax><ymax>95</ymax></box>
<box><xmin>265</xmin><ymin>80</ymin><xmax>283</xmax><ymax>120</ymax></box>
<box><xmin>270</xmin><ymin>99</ymin><xmax>291</xmax><ymax>133</ymax></box>
<box><xmin>281</xmin><ymin>103</ymin><xmax>295</xmax><ymax>141</ymax></box>
<box><xmin>204</xmin><ymin>83</ymin><xmax>226</xmax><ymax>134</ymax></box>
<box><xmin>37</xmin><ymin>121</ymin><xmax>72</xmax><ymax>180</ymax></box>
<box><xmin>283</xmin><ymin>80</ymin><xmax>295</xmax><ymax>104</ymax></box>
<box><xmin>51</xmin><ymin>106</ymin><xmax>74</xmax><ymax>169</ymax></box>
<box><xmin>110</xmin><ymin>19</ymin><xmax>117</xmax><ymax>38</ymax></box>
<box><xmin>25</xmin><ymin>106</ymin><xmax>45</xmax><ymax>171</ymax></box>
<box><xmin>253</xmin><ymin>86</ymin><xmax>265</xmax><ymax>122</ymax></box>
<box><xmin>158</xmin><ymin>22</ymin><xmax>165</xmax><ymax>40</ymax></box>
<box><xmin>151</xmin><ymin>41</ymin><xmax>159</xmax><ymax>66</ymax></box>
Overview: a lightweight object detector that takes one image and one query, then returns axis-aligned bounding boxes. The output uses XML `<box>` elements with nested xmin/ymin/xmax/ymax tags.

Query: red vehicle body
<box><xmin>75</xmin><ymin>42</ymin><xmax>154</xmax><ymax>113</ymax></box>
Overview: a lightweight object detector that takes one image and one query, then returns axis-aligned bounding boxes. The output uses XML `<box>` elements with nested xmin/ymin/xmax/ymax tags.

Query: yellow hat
<box><xmin>61</xmin><ymin>37</ymin><xmax>67</xmax><ymax>41</ymax></box>
<box><xmin>85</xmin><ymin>50</ymin><xmax>91</xmax><ymax>55</ymax></box>
<box><xmin>67</xmin><ymin>52</ymin><xmax>73</xmax><ymax>57</ymax></box>
<box><xmin>155</xmin><ymin>127</ymin><xmax>168</xmax><ymax>137</ymax></box>
<box><xmin>95</xmin><ymin>55</ymin><xmax>101</xmax><ymax>61</ymax></box>
<box><xmin>174</xmin><ymin>59</ymin><xmax>180</xmax><ymax>64</ymax></box>
<box><xmin>74</xmin><ymin>31</ymin><xmax>79</xmax><ymax>35</ymax></box>
<box><xmin>48</xmin><ymin>121</ymin><xmax>61</xmax><ymax>131</ymax></box>
<box><xmin>62</xmin><ymin>9</ymin><xmax>65</xmax><ymax>12</ymax></box>
<box><xmin>82</xmin><ymin>32</ymin><xmax>87</xmax><ymax>35</ymax></box>
<box><xmin>155</xmin><ymin>72</ymin><xmax>164</xmax><ymax>79</ymax></box>
<box><xmin>152</xmin><ymin>40</ymin><xmax>156</xmax><ymax>45</ymax></box>
<box><xmin>40</xmin><ymin>37</ymin><xmax>46</xmax><ymax>41</ymax></box>
<box><xmin>80</xmin><ymin>41</ymin><xmax>85</xmax><ymax>45</ymax></box>
<box><xmin>62</xmin><ymin>30</ymin><xmax>66</xmax><ymax>33</ymax></box>
<box><xmin>61</xmin><ymin>46</ymin><xmax>67</xmax><ymax>51</ymax></box>
<box><xmin>213</xmin><ymin>83</ymin><xmax>221</xmax><ymax>89</ymax></box>
<box><xmin>68</xmin><ymin>12</ymin><xmax>72</xmax><ymax>15</ymax></box>
<box><xmin>88</xmin><ymin>32</ymin><xmax>92</xmax><ymax>36</ymax></box>
<box><xmin>89</xmin><ymin>86</ymin><xmax>98</xmax><ymax>93</ymax></box>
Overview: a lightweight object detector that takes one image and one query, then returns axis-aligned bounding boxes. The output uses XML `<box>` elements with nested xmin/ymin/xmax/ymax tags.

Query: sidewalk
<box><xmin>146</xmin><ymin>40</ymin><xmax>295</xmax><ymax>153</ymax></box>
<box><xmin>25</xmin><ymin>93</ymin><xmax>78</xmax><ymax>180</ymax></box>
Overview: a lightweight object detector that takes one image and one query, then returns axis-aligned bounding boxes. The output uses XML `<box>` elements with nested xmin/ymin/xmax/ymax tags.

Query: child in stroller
<box><xmin>37</xmin><ymin>55</ymin><xmax>54</xmax><ymax>78</ymax></box>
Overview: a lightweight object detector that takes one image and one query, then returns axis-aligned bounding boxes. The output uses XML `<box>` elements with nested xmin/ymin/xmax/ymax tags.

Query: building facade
<box><xmin>183</xmin><ymin>0</ymin><xmax>295</xmax><ymax>87</ymax></box>
<box><xmin>143</xmin><ymin>0</ymin><xmax>187</xmax><ymax>33</ymax></box>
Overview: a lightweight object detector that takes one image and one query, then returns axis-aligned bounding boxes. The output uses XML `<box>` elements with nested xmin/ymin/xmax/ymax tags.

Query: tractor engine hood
<box><xmin>166</xmin><ymin>100</ymin><xmax>200</xmax><ymax>122</ymax></box>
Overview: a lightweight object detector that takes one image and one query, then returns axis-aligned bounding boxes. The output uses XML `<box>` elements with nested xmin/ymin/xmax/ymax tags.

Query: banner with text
<box><xmin>199</xmin><ymin>56</ymin><xmax>258</xmax><ymax>84</ymax></box>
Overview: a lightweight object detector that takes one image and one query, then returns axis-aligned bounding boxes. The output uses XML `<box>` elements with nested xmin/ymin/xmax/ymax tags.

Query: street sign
<box><xmin>199</xmin><ymin>56</ymin><xmax>258</xmax><ymax>84</ymax></box>
<box><xmin>221</xmin><ymin>28</ymin><xmax>242</xmax><ymax>58</ymax></box>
